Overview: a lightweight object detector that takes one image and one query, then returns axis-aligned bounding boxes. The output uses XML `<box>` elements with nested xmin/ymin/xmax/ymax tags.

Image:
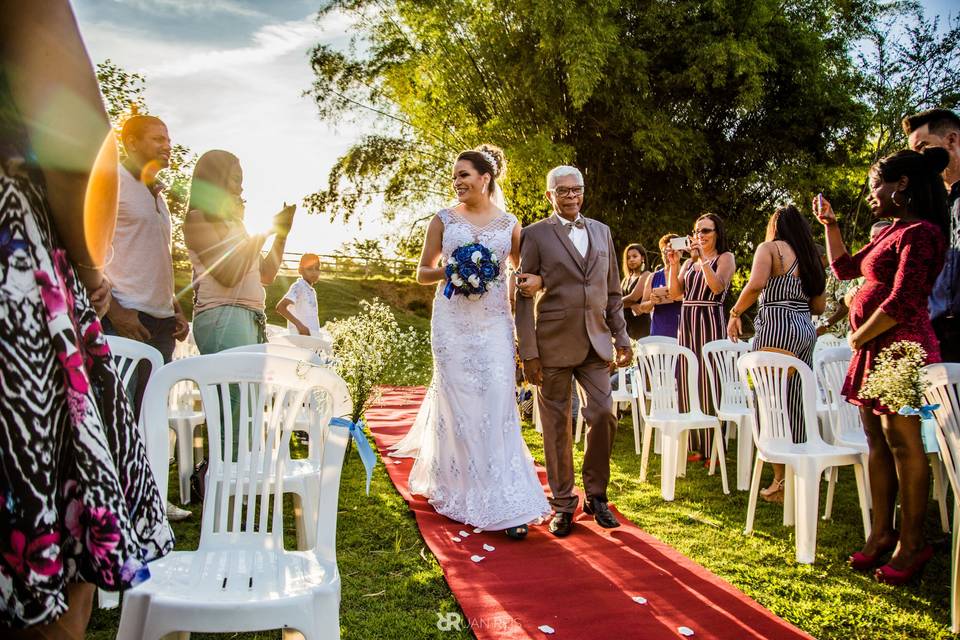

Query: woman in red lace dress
<box><xmin>817</xmin><ymin>147</ymin><xmax>949</xmax><ymax>585</ymax></box>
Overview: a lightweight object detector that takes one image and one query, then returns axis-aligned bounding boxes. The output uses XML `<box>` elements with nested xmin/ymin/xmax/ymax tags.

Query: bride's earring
<box><xmin>482</xmin><ymin>181</ymin><xmax>488</xmax><ymax>195</ymax></box>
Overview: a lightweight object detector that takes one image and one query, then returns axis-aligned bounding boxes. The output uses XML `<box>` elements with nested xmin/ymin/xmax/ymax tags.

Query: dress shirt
<box><xmin>555</xmin><ymin>213</ymin><xmax>588</xmax><ymax>258</ymax></box>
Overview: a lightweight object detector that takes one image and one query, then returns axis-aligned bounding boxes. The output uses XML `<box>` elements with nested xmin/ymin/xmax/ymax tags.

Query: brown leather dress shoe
<box><xmin>548</xmin><ymin>512</ymin><xmax>574</xmax><ymax>537</ymax></box>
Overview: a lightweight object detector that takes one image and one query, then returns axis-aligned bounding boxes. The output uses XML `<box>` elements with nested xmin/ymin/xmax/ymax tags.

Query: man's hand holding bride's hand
<box><xmin>522</xmin><ymin>357</ymin><xmax>543</xmax><ymax>386</ymax></box>
<box><xmin>515</xmin><ymin>273</ymin><xmax>543</xmax><ymax>298</ymax></box>
<box><xmin>615</xmin><ymin>345</ymin><xmax>633</xmax><ymax>368</ymax></box>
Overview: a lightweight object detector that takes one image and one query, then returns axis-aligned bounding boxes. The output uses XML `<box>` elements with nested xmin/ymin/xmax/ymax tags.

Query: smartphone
<box><xmin>669</xmin><ymin>236</ymin><xmax>690</xmax><ymax>251</ymax></box>
<box><xmin>816</xmin><ymin>193</ymin><xmax>824</xmax><ymax>215</ymax></box>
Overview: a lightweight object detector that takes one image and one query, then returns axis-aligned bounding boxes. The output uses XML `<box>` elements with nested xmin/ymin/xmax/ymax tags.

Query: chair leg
<box><xmin>175</xmin><ymin>423</ymin><xmax>195</xmax><ymax>505</ymax></box>
<box><xmin>783</xmin><ymin>466</ymin><xmax>795</xmax><ymax>527</ymax></box>
<box><xmin>713</xmin><ymin>425</ymin><xmax>729</xmax><ymax>494</ymax></box>
<box><xmin>98</xmin><ymin>588</ymin><xmax>119</xmax><ymax>610</ymax></box>
<box><xmin>745</xmin><ymin>454</ymin><xmax>764</xmax><ymax>535</ymax></box>
<box><xmin>822</xmin><ymin>467</ymin><xmax>838</xmax><ymax>521</ymax></box>
<box><xmin>631</xmin><ymin>400</ymin><xmax>641</xmax><ymax>455</ymax></box>
<box><xmin>931</xmin><ymin>454</ymin><xmax>950</xmax><ymax>534</ymax></box>
<box><xmin>708</xmin><ymin>428</ymin><xmax>718</xmax><ymax>476</ymax></box>
<box><xmin>654</xmin><ymin>429</ymin><xmax>662</xmax><ymax>455</ymax></box>
<box><xmin>951</xmin><ymin>502</ymin><xmax>959</xmax><ymax>634</ymax></box>
<box><xmin>639</xmin><ymin>424</ymin><xmax>653</xmax><ymax>483</ymax></box>
<box><xmin>677</xmin><ymin>434</ymin><xmax>688</xmax><ymax>478</ymax></box>
<box><xmin>853</xmin><ymin>462</ymin><xmax>871</xmax><ymax>541</ymax></box>
<box><xmin>736</xmin><ymin>417</ymin><xmax>753</xmax><ymax>492</ymax></box>
<box><xmin>661</xmin><ymin>433</ymin><xmax>679</xmax><ymax>501</ymax></box>
<box><xmin>793</xmin><ymin>469</ymin><xmax>822</xmax><ymax>564</ymax></box>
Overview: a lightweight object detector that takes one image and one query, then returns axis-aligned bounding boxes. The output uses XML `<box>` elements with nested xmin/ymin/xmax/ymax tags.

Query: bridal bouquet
<box><xmin>443</xmin><ymin>242</ymin><xmax>500</xmax><ymax>300</ymax></box>
<box><xmin>860</xmin><ymin>340</ymin><xmax>938</xmax><ymax>418</ymax></box>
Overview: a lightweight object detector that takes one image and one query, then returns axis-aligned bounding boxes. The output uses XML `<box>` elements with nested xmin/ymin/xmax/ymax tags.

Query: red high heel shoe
<box><xmin>873</xmin><ymin>545</ymin><xmax>934</xmax><ymax>585</ymax></box>
<box><xmin>848</xmin><ymin>536</ymin><xmax>898</xmax><ymax>571</ymax></box>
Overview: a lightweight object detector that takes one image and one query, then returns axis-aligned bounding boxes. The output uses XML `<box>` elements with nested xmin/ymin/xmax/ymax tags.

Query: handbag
<box><xmin>189</xmin><ymin>459</ymin><xmax>208</xmax><ymax>503</ymax></box>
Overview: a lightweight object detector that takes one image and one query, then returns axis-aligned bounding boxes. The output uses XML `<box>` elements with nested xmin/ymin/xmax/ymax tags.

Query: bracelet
<box><xmin>74</xmin><ymin>246</ymin><xmax>115</xmax><ymax>271</ymax></box>
<box><xmin>729</xmin><ymin>308</ymin><xmax>741</xmax><ymax>319</ymax></box>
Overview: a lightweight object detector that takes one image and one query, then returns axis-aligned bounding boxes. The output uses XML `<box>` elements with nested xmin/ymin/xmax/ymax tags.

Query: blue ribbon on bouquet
<box><xmin>898</xmin><ymin>404</ymin><xmax>940</xmax><ymax>420</ymax></box>
<box><xmin>443</xmin><ymin>280</ymin><xmax>455</xmax><ymax>299</ymax></box>
<box><xmin>330</xmin><ymin>416</ymin><xmax>377</xmax><ymax>495</ymax></box>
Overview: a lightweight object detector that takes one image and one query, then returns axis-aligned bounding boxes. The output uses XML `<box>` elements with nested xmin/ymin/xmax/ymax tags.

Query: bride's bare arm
<box><xmin>416</xmin><ymin>215</ymin><xmax>446</xmax><ymax>284</ymax></box>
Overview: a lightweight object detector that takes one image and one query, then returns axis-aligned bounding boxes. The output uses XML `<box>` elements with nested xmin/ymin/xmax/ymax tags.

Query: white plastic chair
<box><xmin>118</xmin><ymin>353</ymin><xmax>351</xmax><ymax>639</ymax></box>
<box><xmin>608</xmin><ymin>365</ymin><xmax>642</xmax><ymax>454</ymax></box>
<box><xmin>922</xmin><ymin>363</ymin><xmax>960</xmax><ymax>634</ymax></box>
<box><xmin>814</xmin><ymin>333</ymin><xmax>845</xmax><ymax>354</ymax></box>
<box><xmin>100</xmin><ymin>336</ymin><xmax>164</xmax><ymax>610</ymax></box>
<box><xmin>814</xmin><ymin>346</ymin><xmax>866</xmax><ymax>518</ymax></box>
<box><xmin>217</xmin><ymin>345</ymin><xmax>347</xmax><ymax>550</ymax></box>
<box><xmin>738</xmin><ymin>351</ymin><xmax>871</xmax><ymax>564</ymax></box>
<box><xmin>636</xmin><ymin>342</ymin><xmax>729</xmax><ymax>500</ymax></box>
<box><xmin>271</xmin><ymin>332</ymin><xmax>334</xmax><ymax>357</ymax></box>
<box><xmin>635</xmin><ymin>336</ymin><xmax>678</xmax><ymax>456</ymax></box>
<box><xmin>702</xmin><ymin>339</ymin><xmax>754</xmax><ymax>491</ymax></box>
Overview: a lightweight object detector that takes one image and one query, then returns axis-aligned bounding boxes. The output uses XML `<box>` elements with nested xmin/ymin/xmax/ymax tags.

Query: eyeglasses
<box><xmin>694</xmin><ymin>228</ymin><xmax>715</xmax><ymax>235</ymax></box>
<box><xmin>551</xmin><ymin>186</ymin><xmax>584</xmax><ymax>198</ymax></box>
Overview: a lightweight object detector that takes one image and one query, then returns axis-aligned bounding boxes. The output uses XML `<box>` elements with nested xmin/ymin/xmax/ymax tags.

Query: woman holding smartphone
<box><xmin>817</xmin><ymin>148</ymin><xmax>948</xmax><ymax>585</ymax></box>
<box><xmin>668</xmin><ymin>213</ymin><xmax>736</xmax><ymax>460</ymax></box>
<box><xmin>184</xmin><ymin>150</ymin><xmax>296</xmax><ymax>353</ymax></box>
<box><xmin>639</xmin><ymin>234</ymin><xmax>684</xmax><ymax>338</ymax></box>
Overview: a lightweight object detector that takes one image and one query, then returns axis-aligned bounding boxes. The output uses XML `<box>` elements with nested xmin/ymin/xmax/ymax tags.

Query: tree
<box><xmin>95</xmin><ymin>59</ymin><xmax>196</xmax><ymax>268</ymax></box>
<box><xmin>306</xmin><ymin>0</ymin><xmax>884</xmax><ymax>256</ymax></box>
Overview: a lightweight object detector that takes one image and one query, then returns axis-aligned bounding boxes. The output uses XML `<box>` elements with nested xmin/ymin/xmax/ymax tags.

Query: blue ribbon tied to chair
<box><xmin>330</xmin><ymin>417</ymin><xmax>377</xmax><ymax>495</ymax></box>
<box><xmin>898</xmin><ymin>404</ymin><xmax>940</xmax><ymax>420</ymax></box>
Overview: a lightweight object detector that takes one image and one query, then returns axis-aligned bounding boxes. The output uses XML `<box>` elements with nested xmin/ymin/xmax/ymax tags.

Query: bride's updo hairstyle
<box><xmin>456</xmin><ymin>143</ymin><xmax>506</xmax><ymax>195</ymax></box>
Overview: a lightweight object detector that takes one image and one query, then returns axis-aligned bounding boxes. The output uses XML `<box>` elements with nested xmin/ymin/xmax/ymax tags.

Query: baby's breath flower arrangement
<box><xmin>326</xmin><ymin>298</ymin><xmax>428</xmax><ymax>423</ymax></box>
<box><xmin>859</xmin><ymin>340</ymin><xmax>930</xmax><ymax>414</ymax></box>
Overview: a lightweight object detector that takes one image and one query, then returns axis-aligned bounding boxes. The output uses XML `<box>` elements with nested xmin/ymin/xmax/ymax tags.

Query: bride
<box><xmin>390</xmin><ymin>144</ymin><xmax>550</xmax><ymax>539</ymax></box>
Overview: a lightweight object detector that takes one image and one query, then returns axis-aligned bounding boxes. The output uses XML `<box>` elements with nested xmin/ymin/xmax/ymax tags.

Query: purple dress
<box><xmin>649</xmin><ymin>268</ymin><xmax>681</xmax><ymax>338</ymax></box>
<box><xmin>832</xmin><ymin>219</ymin><xmax>945</xmax><ymax>414</ymax></box>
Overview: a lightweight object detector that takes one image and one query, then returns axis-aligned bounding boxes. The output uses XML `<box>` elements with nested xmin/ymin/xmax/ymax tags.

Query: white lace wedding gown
<box><xmin>390</xmin><ymin>208</ymin><xmax>551</xmax><ymax>530</ymax></box>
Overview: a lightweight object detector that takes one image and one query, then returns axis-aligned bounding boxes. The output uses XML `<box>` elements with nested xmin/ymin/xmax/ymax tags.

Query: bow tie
<box><xmin>563</xmin><ymin>218</ymin><xmax>585</xmax><ymax>233</ymax></box>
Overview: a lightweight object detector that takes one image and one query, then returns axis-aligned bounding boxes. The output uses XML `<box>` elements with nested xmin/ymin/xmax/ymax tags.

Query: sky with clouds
<box><xmin>73</xmin><ymin>0</ymin><xmax>391</xmax><ymax>255</ymax></box>
<box><xmin>73</xmin><ymin>0</ymin><xmax>956</xmax><ymax>255</ymax></box>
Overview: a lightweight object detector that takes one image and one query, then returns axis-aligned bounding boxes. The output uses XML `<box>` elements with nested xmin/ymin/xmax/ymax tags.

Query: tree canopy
<box><xmin>307</xmin><ymin>0</ymin><xmax>959</xmax><ymax>259</ymax></box>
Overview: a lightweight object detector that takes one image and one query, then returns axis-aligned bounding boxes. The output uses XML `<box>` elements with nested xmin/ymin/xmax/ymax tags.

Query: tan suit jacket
<box><xmin>515</xmin><ymin>215</ymin><xmax>630</xmax><ymax>368</ymax></box>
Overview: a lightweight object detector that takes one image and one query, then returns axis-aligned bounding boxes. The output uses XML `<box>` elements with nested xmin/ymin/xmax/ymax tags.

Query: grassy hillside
<box><xmin>175</xmin><ymin>270</ymin><xmax>435</xmax><ymax>331</ymax></box>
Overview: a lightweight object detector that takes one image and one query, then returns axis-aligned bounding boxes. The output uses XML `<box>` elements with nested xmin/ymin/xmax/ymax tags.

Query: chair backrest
<box><xmin>814</xmin><ymin>333</ymin><xmax>845</xmax><ymax>354</ymax></box>
<box><xmin>265</xmin><ymin>323</ymin><xmax>287</xmax><ymax>338</ymax></box>
<box><xmin>636</xmin><ymin>335</ymin><xmax>678</xmax><ymax>346</ymax></box>
<box><xmin>922</xmin><ymin>363</ymin><xmax>960</xmax><ymax>504</ymax></box>
<box><xmin>141</xmin><ymin>354</ymin><xmax>351</xmax><ymax>557</ymax></box>
<box><xmin>814</xmin><ymin>346</ymin><xmax>858</xmax><ymax>443</ymax></box>
<box><xmin>222</xmin><ymin>342</ymin><xmax>328</xmax><ymax>366</ymax></box>
<box><xmin>737</xmin><ymin>351</ymin><xmax>824</xmax><ymax>450</ymax></box>
<box><xmin>701</xmin><ymin>339</ymin><xmax>750</xmax><ymax>412</ymax></box>
<box><xmin>635</xmin><ymin>342</ymin><xmax>702</xmax><ymax>414</ymax></box>
<box><xmin>106</xmin><ymin>335</ymin><xmax>164</xmax><ymax>390</ymax></box>
<box><xmin>270</xmin><ymin>333</ymin><xmax>334</xmax><ymax>356</ymax></box>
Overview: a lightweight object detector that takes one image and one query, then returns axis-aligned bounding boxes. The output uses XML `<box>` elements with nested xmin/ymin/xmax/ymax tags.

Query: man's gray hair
<box><xmin>546</xmin><ymin>165</ymin><xmax>584</xmax><ymax>190</ymax></box>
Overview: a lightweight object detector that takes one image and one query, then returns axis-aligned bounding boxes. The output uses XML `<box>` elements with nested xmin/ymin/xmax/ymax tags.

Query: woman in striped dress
<box><xmin>727</xmin><ymin>205</ymin><xmax>826</xmax><ymax>502</ymax></box>
<box><xmin>668</xmin><ymin>213</ymin><xmax>736</xmax><ymax>459</ymax></box>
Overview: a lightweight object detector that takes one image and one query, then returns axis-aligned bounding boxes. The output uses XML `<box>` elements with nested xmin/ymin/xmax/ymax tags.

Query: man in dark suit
<box><xmin>515</xmin><ymin>165</ymin><xmax>633</xmax><ymax>537</ymax></box>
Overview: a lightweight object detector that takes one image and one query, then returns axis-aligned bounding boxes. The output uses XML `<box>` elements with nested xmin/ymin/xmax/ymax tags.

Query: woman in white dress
<box><xmin>391</xmin><ymin>144</ymin><xmax>550</xmax><ymax>539</ymax></box>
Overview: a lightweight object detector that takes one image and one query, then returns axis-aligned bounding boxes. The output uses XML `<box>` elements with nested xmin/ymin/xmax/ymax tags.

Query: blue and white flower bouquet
<box><xmin>443</xmin><ymin>242</ymin><xmax>500</xmax><ymax>300</ymax></box>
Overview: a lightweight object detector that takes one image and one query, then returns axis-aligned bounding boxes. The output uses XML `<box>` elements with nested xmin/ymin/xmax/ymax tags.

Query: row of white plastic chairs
<box><xmin>590</xmin><ymin>335</ymin><xmax>960</xmax><ymax>633</ymax></box>
<box><xmin>534</xmin><ymin>335</ymin><xmax>950</xmax><ymax>567</ymax></box>
<box><xmin>106</xmin><ymin>334</ymin><xmax>350</xmax><ymax>639</ymax></box>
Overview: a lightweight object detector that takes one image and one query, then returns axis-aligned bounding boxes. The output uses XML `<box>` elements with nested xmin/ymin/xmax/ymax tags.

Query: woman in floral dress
<box><xmin>1</xmin><ymin>4</ymin><xmax>173</xmax><ymax>635</ymax></box>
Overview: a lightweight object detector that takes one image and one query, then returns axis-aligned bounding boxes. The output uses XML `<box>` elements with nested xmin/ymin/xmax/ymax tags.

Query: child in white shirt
<box><xmin>277</xmin><ymin>253</ymin><xmax>321</xmax><ymax>335</ymax></box>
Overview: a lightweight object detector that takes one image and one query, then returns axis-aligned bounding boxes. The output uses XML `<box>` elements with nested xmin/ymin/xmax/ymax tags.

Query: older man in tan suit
<box><xmin>515</xmin><ymin>165</ymin><xmax>633</xmax><ymax>537</ymax></box>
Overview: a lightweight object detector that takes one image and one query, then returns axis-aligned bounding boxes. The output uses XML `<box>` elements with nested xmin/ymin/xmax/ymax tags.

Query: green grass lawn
<box><xmin>89</xmin><ymin>277</ymin><xmax>956</xmax><ymax>639</ymax></box>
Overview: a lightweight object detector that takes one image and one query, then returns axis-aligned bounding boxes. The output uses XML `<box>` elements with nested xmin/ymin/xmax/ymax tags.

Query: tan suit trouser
<box><xmin>538</xmin><ymin>348</ymin><xmax>617</xmax><ymax>513</ymax></box>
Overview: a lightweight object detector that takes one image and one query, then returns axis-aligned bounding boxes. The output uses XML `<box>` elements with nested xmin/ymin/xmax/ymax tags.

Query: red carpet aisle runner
<box><xmin>365</xmin><ymin>387</ymin><xmax>813</xmax><ymax>640</ymax></box>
